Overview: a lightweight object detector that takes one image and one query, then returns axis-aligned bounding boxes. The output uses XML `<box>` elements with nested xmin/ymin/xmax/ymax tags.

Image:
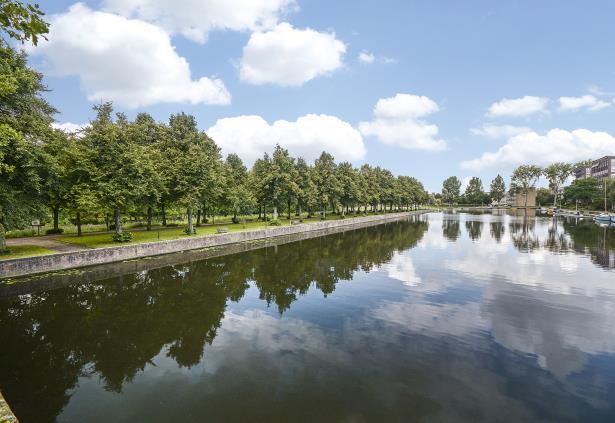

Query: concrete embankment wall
<box><xmin>0</xmin><ymin>211</ymin><xmax>430</xmax><ymax>279</ymax></box>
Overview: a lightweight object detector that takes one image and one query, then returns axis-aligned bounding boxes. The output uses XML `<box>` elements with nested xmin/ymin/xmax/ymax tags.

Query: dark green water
<box><xmin>1</xmin><ymin>212</ymin><xmax>615</xmax><ymax>422</ymax></box>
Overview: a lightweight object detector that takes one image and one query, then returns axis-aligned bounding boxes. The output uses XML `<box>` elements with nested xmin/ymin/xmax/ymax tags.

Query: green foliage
<box><xmin>442</xmin><ymin>176</ymin><xmax>461</xmax><ymax>204</ymax></box>
<box><xmin>464</xmin><ymin>177</ymin><xmax>485</xmax><ymax>205</ymax></box>
<box><xmin>511</xmin><ymin>165</ymin><xmax>543</xmax><ymax>207</ymax></box>
<box><xmin>544</xmin><ymin>162</ymin><xmax>574</xmax><ymax>207</ymax></box>
<box><xmin>111</xmin><ymin>232</ymin><xmax>133</xmax><ymax>243</ymax></box>
<box><xmin>564</xmin><ymin>177</ymin><xmax>601</xmax><ymax>207</ymax></box>
<box><xmin>489</xmin><ymin>175</ymin><xmax>506</xmax><ymax>203</ymax></box>
<box><xmin>268</xmin><ymin>219</ymin><xmax>282</xmax><ymax>226</ymax></box>
<box><xmin>0</xmin><ymin>0</ymin><xmax>49</xmax><ymax>46</ymax></box>
<box><xmin>45</xmin><ymin>228</ymin><xmax>64</xmax><ymax>235</ymax></box>
<box><xmin>536</xmin><ymin>188</ymin><xmax>553</xmax><ymax>206</ymax></box>
<box><xmin>184</xmin><ymin>227</ymin><xmax>196</xmax><ymax>235</ymax></box>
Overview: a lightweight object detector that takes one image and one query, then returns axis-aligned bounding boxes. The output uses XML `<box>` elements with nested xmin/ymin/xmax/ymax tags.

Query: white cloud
<box><xmin>104</xmin><ymin>0</ymin><xmax>296</xmax><ymax>43</ymax></box>
<box><xmin>239</xmin><ymin>22</ymin><xmax>346</xmax><ymax>86</ymax></box>
<box><xmin>470</xmin><ymin>124</ymin><xmax>532</xmax><ymax>139</ymax></box>
<box><xmin>558</xmin><ymin>95</ymin><xmax>610</xmax><ymax>112</ymax></box>
<box><xmin>207</xmin><ymin>114</ymin><xmax>366</xmax><ymax>164</ymax></box>
<box><xmin>30</xmin><ymin>4</ymin><xmax>230</xmax><ymax>108</ymax></box>
<box><xmin>461</xmin><ymin>128</ymin><xmax>615</xmax><ymax>171</ymax></box>
<box><xmin>486</xmin><ymin>96</ymin><xmax>549</xmax><ymax>118</ymax></box>
<box><xmin>359</xmin><ymin>93</ymin><xmax>446</xmax><ymax>151</ymax></box>
<box><xmin>358</xmin><ymin>51</ymin><xmax>375</xmax><ymax>64</ymax></box>
<box><xmin>52</xmin><ymin>122</ymin><xmax>88</xmax><ymax>133</ymax></box>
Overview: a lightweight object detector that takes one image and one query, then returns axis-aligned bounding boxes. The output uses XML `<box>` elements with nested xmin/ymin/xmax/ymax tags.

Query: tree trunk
<box><xmin>258</xmin><ymin>205</ymin><xmax>262</xmax><ymax>220</ymax></box>
<box><xmin>233</xmin><ymin>209</ymin><xmax>237</xmax><ymax>221</ymax></box>
<box><xmin>161</xmin><ymin>204</ymin><xmax>167</xmax><ymax>226</ymax></box>
<box><xmin>53</xmin><ymin>205</ymin><xmax>60</xmax><ymax>231</ymax></box>
<box><xmin>287</xmin><ymin>200</ymin><xmax>291</xmax><ymax>221</ymax></box>
<box><xmin>114</xmin><ymin>206</ymin><xmax>122</xmax><ymax>234</ymax></box>
<box><xmin>273</xmin><ymin>206</ymin><xmax>278</xmax><ymax>220</ymax></box>
<box><xmin>298</xmin><ymin>202</ymin><xmax>302</xmax><ymax>219</ymax></box>
<box><xmin>76</xmin><ymin>212</ymin><xmax>82</xmax><ymax>237</ymax></box>
<box><xmin>105</xmin><ymin>214</ymin><xmax>110</xmax><ymax>231</ymax></box>
<box><xmin>196</xmin><ymin>209</ymin><xmax>201</xmax><ymax>226</ymax></box>
<box><xmin>187</xmin><ymin>207</ymin><xmax>194</xmax><ymax>234</ymax></box>
<box><xmin>147</xmin><ymin>206</ymin><xmax>153</xmax><ymax>231</ymax></box>
<box><xmin>0</xmin><ymin>223</ymin><xmax>7</xmax><ymax>253</ymax></box>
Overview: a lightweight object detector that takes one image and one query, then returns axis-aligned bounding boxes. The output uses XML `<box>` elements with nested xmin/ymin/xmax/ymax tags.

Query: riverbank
<box><xmin>0</xmin><ymin>391</ymin><xmax>18</xmax><ymax>423</ymax></box>
<box><xmin>0</xmin><ymin>211</ymin><xmax>431</xmax><ymax>280</ymax></box>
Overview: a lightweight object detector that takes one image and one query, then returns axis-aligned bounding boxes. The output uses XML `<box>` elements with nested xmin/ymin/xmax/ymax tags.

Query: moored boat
<box><xmin>594</xmin><ymin>213</ymin><xmax>613</xmax><ymax>223</ymax></box>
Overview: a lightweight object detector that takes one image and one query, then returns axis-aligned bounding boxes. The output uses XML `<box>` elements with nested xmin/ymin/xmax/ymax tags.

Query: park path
<box><xmin>6</xmin><ymin>235</ymin><xmax>88</xmax><ymax>253</ymax></box>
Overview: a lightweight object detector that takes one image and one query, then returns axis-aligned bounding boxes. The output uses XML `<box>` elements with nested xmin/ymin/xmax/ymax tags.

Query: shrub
<box><xmin>231</xmin><ymin>217</ymin><xmax>240</xmax><ymax>224</ymax></box>
<box><xmin>45</xmin><ymin>228</ymin><xmax>64</xmax><ymax>235</ymax></box>
<box><xmin>269</xmin><ymin>219</ymin><xmax>282</xmax><ymax>226</ymax></box>
<box><xmin>111</xmin><ymin>232</ymin><xmax>133</xmax><ymax>243</ymax></box>
<box><xmin>184</xmin><ymin>227</ymin><xmax>196</xmax><ymax>235</ymax></box>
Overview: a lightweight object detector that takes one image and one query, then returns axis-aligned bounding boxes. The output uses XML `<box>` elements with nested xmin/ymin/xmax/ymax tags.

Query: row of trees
<box><xmin>440</xmin><ymin>174</ymin><xmax>507</xmax><ymax>206</ymax></box>
<box><xmin>439</xmin><ymin>162</ymin><xmax>614</xmax><ymax>210</ymax></box>
<box><xmin>2</xmin><ymin>96</ymin><xmax>430</xmax><ymax>248</ymax></box>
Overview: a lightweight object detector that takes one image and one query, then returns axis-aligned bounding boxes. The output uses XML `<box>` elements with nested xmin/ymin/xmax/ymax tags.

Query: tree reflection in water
<box><xmin>0</xmin><ymin>218</ymin><xmax>429</xmax><ymax>422</ymax></box>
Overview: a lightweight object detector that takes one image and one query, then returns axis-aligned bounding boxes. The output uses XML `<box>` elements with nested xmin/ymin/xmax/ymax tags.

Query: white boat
<box><xmin>594</xmin><ymin>213</ymin><xmax>613</xmax><ymax>223</ymax></box>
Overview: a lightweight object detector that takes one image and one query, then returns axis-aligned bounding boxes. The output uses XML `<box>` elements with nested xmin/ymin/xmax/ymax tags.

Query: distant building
<box><xmin>494</xmin><ymin>188</ymin><xmax>537</xmax><ymax>208</ymax></box>
<box><xmin>575</xmin><ymin>156</ymin><xmax>615</xmax><ymax>181</ymax></box>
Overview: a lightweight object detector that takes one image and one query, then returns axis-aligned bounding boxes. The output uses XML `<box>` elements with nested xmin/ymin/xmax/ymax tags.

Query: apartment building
<box><xmin>575</xmin><ymin>156</ymin><xmax>615</xmax><ymax>181</ymax></box>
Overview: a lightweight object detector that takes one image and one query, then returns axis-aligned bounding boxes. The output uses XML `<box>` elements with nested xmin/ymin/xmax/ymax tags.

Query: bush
<box><xmin>269</xmin><ymin>219</ymin><xmax>282</xmax><ymax>226</ymax></box>
<box><xmin>184</xmin><ymin>227</ymin><xmax>196</xmax><ymax>235</ymax></box>
<box><xmin>45</xmin><ymin>228</ymin><xmax>64</xmax><ymax>235</ymax></box>
<box><xmin>231</xmin><ymin>217</ymin><xmax>240</xmax><ymax>224</ymax></box>
<box><xmin>111</xmin><ymin>232</ymin><xmax>133</xmax><ymax>243</ymax></box>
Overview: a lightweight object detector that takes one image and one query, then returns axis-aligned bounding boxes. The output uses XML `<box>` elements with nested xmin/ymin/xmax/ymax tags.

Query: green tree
<box><xmin>295</xmin><ymin>157</ymin><xmax>317</xmax><ymax>218</ymax></box>
<box><xmin>510</xmin><ymin>165</ymin><xmax>542</xmax><ymax>210</ymax></box>
<box><xmin>489</xmin><ymin>174</ymin><xmax>506</xmax><ymax>204</ymax></box>
<box><xmin>464</xmin><ymin>177</ymin><xmax>485</xmax><ymax>205</ymax></box>
<box><xmin>313</xmin><ymin>151</ymin><xmax>341</xmax><ymax>218</ymax></box>
<box><xmin>82</xmin><ymin>104</ymin><xmax>151</xmax><ymax>236</ymax></box>
<box><xmin>0</xmin><ymin>45</ymin><xmax>54</xmax><ymax>251</ymax></box>
<box><xmin>0</xmin><ymin>0</ymin><xmax>49</xmax><ymax>45</ymax></box>
<box><xmin>536</xmin><ymin>187</ymin><xmax>553</xmax><ymax>207</ymax></box>
<box><xmin>543</xmin><ymin>162</ymin><xmax>574</xmax><ymax>207</ymax></box>
<box><xmin>564</xmin><ymin>177</ymin><xmax>601</xmax><ymax>208</ymax></box>
<box><xmin>336</xmin><ymin>162</ymin><xmax>358</xmax><ymax>215</ymax></box>
<box><xmin>223</xmin><ymin>154</ymin><xmax>254</xmax><ymax>222</ymax></box>
<box><xmin>442</xmin><ymin>176</ymin><xmax>461</xmax><ymax>205</ymax></box>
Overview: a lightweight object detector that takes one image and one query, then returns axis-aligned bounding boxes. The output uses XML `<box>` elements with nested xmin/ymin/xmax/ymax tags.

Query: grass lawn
<box><xmin>56</xmin><ymin>213</ymin><xmax>383</xmax><ymax>249</ymax></box>
<box><xmin>0</xmin><ymin>245</ymin><xmax>56</xmax><ymax>261</ymax></box>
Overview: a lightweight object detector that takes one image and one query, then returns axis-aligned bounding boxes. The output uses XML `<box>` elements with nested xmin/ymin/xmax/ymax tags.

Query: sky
<box><xmin>25</xmin><ymin>0</ymin><xmax>615</xmax><ymax>192</ymax></box>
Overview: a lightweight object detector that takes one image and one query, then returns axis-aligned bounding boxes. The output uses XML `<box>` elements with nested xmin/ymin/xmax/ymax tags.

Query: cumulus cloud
<box><xmin>52</xmin><ymin>122</ymin><xmax>89</xmax><ymax>133</ymax></box>
<box><xmin>358</xmin><ymin>51</ymin><xmax>375</xmax><ymax>64</ymax></box>
<box><xmin>104</xmin><ymin>0</ymin><xmax>296</xmax><ymax>43</ymax></box>
<box><xmin>207</xmin><ymin>114</ymin><xmax>365</xmax><ymax>164</ymax></box>
<box><xmin>486</xmin><ymin>96</ymin><xmax>549</xmax><ymax>118</ymax></box>
<box><xmin>558</xmin><ymin>95</ymin><xmax>611</xmax><ymax>112</ymax></box>
<box><xmin>239</xmin><ymin>22</ymin><xmax>346</xmax><ymax>86</ymax></box>
<box><xmin>359</xmin><ymin>93</ymin><xmax>446</xmax><ymax>151</ymax></box>
<box><xmin>461</xmin><ymin>128</ymin><xmax>615</xmax><ymax>171</ymax></box>
<box><xmin>470</xmin><ymin>124</ymin><xmax>532</xmax><ymax>139</ymax></box>
<box><xmin>30</xmin><ymin>4</ymin><xmax>231</xmax><ymax>108</ymax></box>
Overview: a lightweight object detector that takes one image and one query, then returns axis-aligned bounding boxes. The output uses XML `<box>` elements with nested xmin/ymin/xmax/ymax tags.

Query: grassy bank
<box><xmin>0</xmin><ymin>245</ymin><xmax>55</xmax><ymax>261</ymax></box>
<box><xmin>56</xmin><ymin>212</ymin><xmax>408</xmax><ymax>249</ymax></box>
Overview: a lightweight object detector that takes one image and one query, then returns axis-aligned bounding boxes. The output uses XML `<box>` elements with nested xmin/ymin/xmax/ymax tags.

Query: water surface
<box><xmin>1</xmin><ymin>212</ymin><xmax>615</xmax><ymax>422</ymax></box>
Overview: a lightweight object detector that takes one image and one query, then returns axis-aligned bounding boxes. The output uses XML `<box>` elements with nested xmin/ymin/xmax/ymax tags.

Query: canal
<box><xmin>1</xmin><ymin>212</ymin><xmax>614</xmax><ymax>422</ymax></box>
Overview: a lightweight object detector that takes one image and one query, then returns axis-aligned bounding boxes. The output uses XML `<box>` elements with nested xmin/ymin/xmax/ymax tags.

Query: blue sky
<box><xmin>29</xmin><ymin>0</ymin><xmax>615</xmax><ymax>191</ymax></box>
